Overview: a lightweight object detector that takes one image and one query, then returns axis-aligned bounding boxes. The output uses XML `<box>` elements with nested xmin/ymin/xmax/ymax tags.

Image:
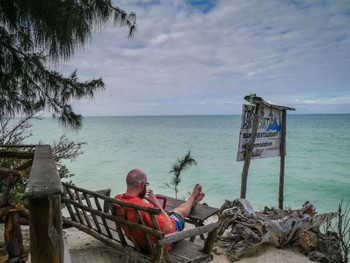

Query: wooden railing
<box><xmin>1</xmin><ymin>145</ymin><xmax>220</xmax><ymax>262</ymax></box>
<box><xmin>23</xmin><ymin>145</ymin><xmax>64</xmax><ymax>263</ymax></box>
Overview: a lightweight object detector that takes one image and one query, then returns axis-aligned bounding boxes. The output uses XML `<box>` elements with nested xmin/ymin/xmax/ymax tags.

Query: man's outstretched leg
<box><xmin>172</xmin><ymin>184</ymin><xmax>205</xmax><ymax>220</ymax></box>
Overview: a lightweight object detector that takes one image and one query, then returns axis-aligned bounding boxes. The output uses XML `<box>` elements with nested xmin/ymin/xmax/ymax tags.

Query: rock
<box><xmin>298</xmin><ymin>230</ymin><xmax>317</xmax><ymax>251</ymax></box>
<box><xmin>308</xmin><ymin>250</ymin><xmax>331</xmax><ymax>263</ymax></box>
<box><xmin>314</xmin><ymin>230</ymin><xmax>343</xmax><ymax>263</ymax></box>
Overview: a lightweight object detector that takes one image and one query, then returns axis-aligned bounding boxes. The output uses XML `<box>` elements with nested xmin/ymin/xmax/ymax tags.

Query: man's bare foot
<box><xmin>191</xmin><ymin>184</ymin><xmax>202</xmax><ymax>198</ymax></box>
<box><xmin>192</xmin><ymin>192</ymin><xmax>205</xmax><ymax>208</ymax></box>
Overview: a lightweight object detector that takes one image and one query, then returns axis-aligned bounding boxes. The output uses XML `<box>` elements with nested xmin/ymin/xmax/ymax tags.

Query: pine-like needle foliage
<box><xmin>168</xmin><ymin>151</ymin><xmax>197</xmax><ymax>199</ymax></box>
<box><xmin>0</xmin><ymin>114</ymin><xmax>86</xmax><ymax>207</ymax></box>
<box><xmin>0</xmin><ymin>0</ymin><xmax>136</xmax><ymax>129</ymax></box>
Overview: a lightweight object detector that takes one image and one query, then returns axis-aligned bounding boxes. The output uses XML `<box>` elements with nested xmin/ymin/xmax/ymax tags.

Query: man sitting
<box><xmin>114</xmin><ymin>168</ymin><xmax>205</xmax><ymax>251</ymax></box>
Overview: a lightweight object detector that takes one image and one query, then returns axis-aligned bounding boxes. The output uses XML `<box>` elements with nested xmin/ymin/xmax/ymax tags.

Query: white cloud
<box><xmin>295</xmin><ymin>95</ymin><xmax>350</xmax><ymax>106</ymax></box>
<box><xmin>61</xmin><ymin>0</ymin><xmax>350</xmax><ymax>116</ymax></box>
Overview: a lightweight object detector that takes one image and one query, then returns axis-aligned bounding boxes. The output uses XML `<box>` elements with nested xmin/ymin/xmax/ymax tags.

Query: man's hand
<box><xmin>144</xmin><ymin>189</ymin><xmax>173</xmax><ymax>232</ymax></box>
<box><xmin>144</xmin><ymin>189</ymin><xmax>160</xmax><ymax>208</ymax></box>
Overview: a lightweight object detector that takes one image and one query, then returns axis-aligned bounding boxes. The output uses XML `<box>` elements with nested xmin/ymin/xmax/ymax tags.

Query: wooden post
<box><xmin>24</xmin><ymin>145</ymin><xmax>64</xmax><ymax>263</ymax></box>
<box><xmin>28</xmin><ymin>195</ymin><xmax>63</xmax><ymax>263</ymax></box>
<box><xmin>240</xmin><ymin>104</ymin><xmax>260</xmax><ymax>199</ymax></box>
<box><xmin>5</xmin><ymin>211</ymin><xmax>27</xmax><ymax>261</ymax></box>
<box><xmin>279</xmin><ymin>110</ymin><xmax>287</xmax><ymax>209</ymax></box>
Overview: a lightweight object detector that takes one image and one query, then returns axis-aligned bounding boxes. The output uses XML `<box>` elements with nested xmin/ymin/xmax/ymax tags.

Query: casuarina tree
<box><xmin>0</xmin><ymin>0</ymin><xmax>136</xmax><ymax>129</ymax></box>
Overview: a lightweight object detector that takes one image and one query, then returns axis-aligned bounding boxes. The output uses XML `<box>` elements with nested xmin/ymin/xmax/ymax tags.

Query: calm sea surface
<box><xmin>26</xmin><ymin>114</ymin><xmax>350</xmax><ymax>214</ymax></box>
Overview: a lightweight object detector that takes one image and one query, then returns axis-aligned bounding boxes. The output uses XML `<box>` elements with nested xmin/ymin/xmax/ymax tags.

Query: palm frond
<box><xmin>167</xmin><ymin>151</ymin><xmax>197</xmax><ymax>199</ymax></box>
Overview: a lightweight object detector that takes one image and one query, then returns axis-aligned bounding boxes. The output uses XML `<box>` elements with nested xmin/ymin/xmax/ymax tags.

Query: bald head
<box><xmin>126</xmin><ymin>169</ymin><xmax>147</xmax><ymax>188</ymax></box>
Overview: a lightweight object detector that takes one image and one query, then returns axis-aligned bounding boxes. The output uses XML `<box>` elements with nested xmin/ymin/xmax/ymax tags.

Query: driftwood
<box><xmin>0</xmin><ymin>149</ymin><xmax>33</xmax><ymax>262</ymax></box>
<box><xmin>216</xmin><ymin>199</ymin><xmax>338</xmax><ymax>262</ymax></box>
<box><xmin>0</xmin><ymin>202</ymin><xmax>28</xmax><ymax>263</ymax></box>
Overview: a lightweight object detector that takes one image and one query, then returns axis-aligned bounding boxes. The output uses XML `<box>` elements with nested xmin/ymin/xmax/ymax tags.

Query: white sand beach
<box><xmin>0</xmin><ymin>219</ymin><xmax>313</xmax><ymax>263</ymax></box>
<box><xmin>62</xmin><ymin>226</ymin><xmax>313</xmax><ymax>263</ymax></box>
<box><xmin>213</xmin><ymin>243</ymin><xmax>313</xmax><ymax>263</ymax></box>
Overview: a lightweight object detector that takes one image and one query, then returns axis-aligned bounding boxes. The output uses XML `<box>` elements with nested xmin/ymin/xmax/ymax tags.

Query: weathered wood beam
<box><xmin>240</xmin><ymin>104</ymin><xmax>260</xmax><ymax>198</ymax></box>
<box><xmin>158</xmin><ymin>222</ymin><xmax>219</xmax><ymax>246</ymax></box>
<box><xmin>244</xmin><ymin>95</ymin><xmax>296</xmax><ymax>111</ymax></box>
<box><xmin>279</xmin><ymin>109</ymin><xmax>287</xmax><ymax>209</ymax></box>
<box><xmin>28</xmin><ymin>195</ymin><xmax>64</xmax><ymax>263</ymax></box>
<box><xmin>0</xmin><ymin>167</ymin><xmax>27</xmax><ymax>178</ymax></box>
<box><xmin>5</xmin><ymin>212</ymin><xmax>28</xmax><ymax>262</ymax></box>
<box><xmin>62</xmin><ymin>182</ymin><xmax>161</xmax><ymax>214</ymax></box>
<box><xmin>0</xmin><ymin>145</ymin><xmax>36</xmax><ymax>148</ymax></box>
<box><xmin>15</xmin><ymin>160</ymin><xmax>33</xmax><ymax>170</ymax></box>
<box><xmin>0</xmin><ymin>151</ymin><xmax>34</xmax><ymax>159</ymax></box>
<box><xmin>24</xmin><ymin>145</ymin><xmax>64</xmax><ymax>263</ymax></box>
<box><xmin>24</xmin><ymin>145</ymin><xmax>62</xmax><ymax>198</ymax></box>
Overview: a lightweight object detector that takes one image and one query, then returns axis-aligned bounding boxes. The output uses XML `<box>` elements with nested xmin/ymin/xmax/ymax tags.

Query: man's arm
<box><xmin>145</xmin><ymin>190</ymin><xmax>173</xmax><ymax>232</ymax></box>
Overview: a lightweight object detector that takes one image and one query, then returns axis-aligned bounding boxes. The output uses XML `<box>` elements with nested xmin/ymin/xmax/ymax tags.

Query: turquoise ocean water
<box><xmin>26</xmin><ymin>114</ymin><xmax>349</xmax><ymax>214</ymax></box>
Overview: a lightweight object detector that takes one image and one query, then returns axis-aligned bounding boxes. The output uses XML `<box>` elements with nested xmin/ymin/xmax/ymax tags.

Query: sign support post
<box><xmin>237</xmin><ymin>95</ymin><xmax>295</xmax><ymax>208</ymax></box>
<box><xmin>240</xmin><ymin>104</ymin><xmax>260</xmax><ymax>199</ymax></box>
<box><xmin>279</xmin><ymin>109</ymin><xmax>287</xmax><ymax>209</ymax></box>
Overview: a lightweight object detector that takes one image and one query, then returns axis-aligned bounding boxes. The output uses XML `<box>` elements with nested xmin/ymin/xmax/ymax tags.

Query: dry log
<box><xmin>216</xmin><ymin>199</ymin><xmax>337</xmax><ymax>261</ymax></box>
<box><xmin>0</xmin><ymin>167</ymin><xmax>27</xmax><ymax>178</ymax></box>
<box><xmin>0</xmin><ymin>151</ymin><xmax>34</xmax><ymax>159</ymax></box>
<box><xmin>5</xmin><ymin>212</ymin><xmax>28</xmax><ymax>262</ymax></box>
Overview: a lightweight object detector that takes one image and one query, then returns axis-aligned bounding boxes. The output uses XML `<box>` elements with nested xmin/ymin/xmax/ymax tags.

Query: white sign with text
<box><xmin>237</xmin><ymin>105</ymin><xmax>283</xmax><ymax>161</ymax></box>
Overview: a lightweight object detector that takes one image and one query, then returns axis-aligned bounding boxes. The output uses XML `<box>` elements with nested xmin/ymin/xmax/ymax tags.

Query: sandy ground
<box><xmin>0</xmin><ymin>222</ymin><xmax>313</xmax><ymax>263</ymax></box>
<box><xmin>63</xmin><ymin>226</ymin><xmax>313</xmax><ymax>263</ymax></box>
<box><xmin>213</xmin><ymin>243</ymin><xmax>313</xmax><ymax>263</ymax></box>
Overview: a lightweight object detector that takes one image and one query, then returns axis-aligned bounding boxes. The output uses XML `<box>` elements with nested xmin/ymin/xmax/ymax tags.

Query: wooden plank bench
<box><xmin>158</xmin><ymin>194</ymin><xmax>219</xmax><ymax>240</ymax></box>
<box><xmin>61</xmin><ymin>182</ymin><xmax>220</xmax><ymax>263</ymax></box>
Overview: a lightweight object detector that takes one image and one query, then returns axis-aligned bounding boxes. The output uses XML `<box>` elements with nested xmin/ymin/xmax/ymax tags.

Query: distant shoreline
<box><xmin>33</xmin><ymin>113</ymin><xmax>350</xmax><ymax>118</ymax></box>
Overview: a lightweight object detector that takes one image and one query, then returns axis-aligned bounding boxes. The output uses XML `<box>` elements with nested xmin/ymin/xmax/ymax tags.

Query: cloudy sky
<box><xmin>60</xmin><ymin>0</ymin><xmax>350</xmax><ymax>116</ymax></box>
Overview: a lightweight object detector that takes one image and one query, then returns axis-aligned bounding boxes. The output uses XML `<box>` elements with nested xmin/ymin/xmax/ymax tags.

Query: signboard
<box><xmin>237</xmin><ymin>104</ymin><xmax>283</xmax><ymax>161</ymax></box>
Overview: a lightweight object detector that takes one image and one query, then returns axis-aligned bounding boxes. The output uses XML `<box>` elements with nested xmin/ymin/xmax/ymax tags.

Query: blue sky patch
<box><xmin>187</xmin><ymin>0</ymin><xmax>216</xmax><ymax>13</ymax></box>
